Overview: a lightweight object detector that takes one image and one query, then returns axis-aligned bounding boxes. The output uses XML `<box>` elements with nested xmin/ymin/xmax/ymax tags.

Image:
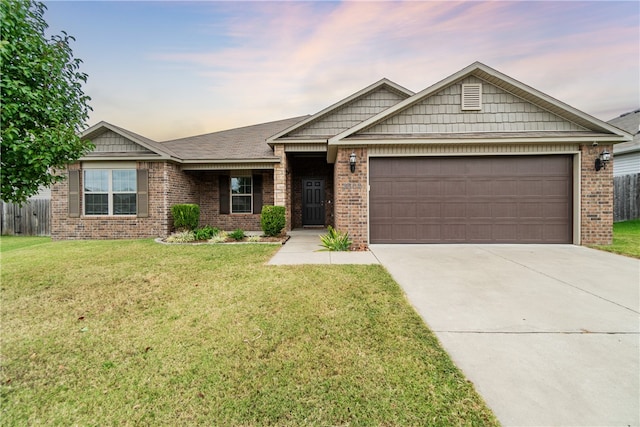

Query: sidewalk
<box><xmin>267</xmin><ymin>229</ymin><xmax>379</xmax><ymax>265</ymax></box>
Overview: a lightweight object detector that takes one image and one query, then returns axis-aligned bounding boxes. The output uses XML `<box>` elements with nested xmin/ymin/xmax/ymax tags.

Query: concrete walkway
<box><xmin>370</xmin><ymin>244</ymin><xmax>640</xmax><ymax>427</ymax></box>
<box><xmin>267</xmin><ymin>229</ymin><xmax>379</xmax><ymax>265</ymax></box>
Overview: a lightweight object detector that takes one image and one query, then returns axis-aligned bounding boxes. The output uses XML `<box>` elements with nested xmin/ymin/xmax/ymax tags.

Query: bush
<box><xmin>171</xmin><ymin>204</ymin><xmax>200</xmax><ymax>231</ymax></box>
<box><xmin>319</xmin><ymin>226</ymin><xmax>352</xmax><ymax>251</ymax></box>
<box><xmin>194</xmin><ymin>225</ymin><xmax>219</xmax><ymax>241</ymax></box>
<box><xmin>166</xmin><ymin>231</ymin><xmax>195</xmax><ymax>243</ymax></box>
<box><xmin>261</xmin><ymin>205</ymin><xmax>286</xmax><ymax>237</ymax></box>
<box><xmin>209</xmin><ymin>231</ymin><xmax>228</xmax><ymax>243</ymax></box>
<box><xmin>228</xmin><ymin>229</ymin><xmax>245</xmax><ymax>241</ymax></box>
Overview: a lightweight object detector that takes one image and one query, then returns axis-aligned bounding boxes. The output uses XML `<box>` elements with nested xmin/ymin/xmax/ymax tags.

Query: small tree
<box><xmin>1</xmin><ymin>0</ymin><xmax>93</xmax><ymax>204</ymax></box>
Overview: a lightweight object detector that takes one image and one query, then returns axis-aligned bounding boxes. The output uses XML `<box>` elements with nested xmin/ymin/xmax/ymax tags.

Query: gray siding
<box><xmin>613</xmin><ymin>152</ymin><xmax>640</xmax><ymax>176</ymax></box>
<box><xmin>361</xmin><ymin>77</ymin><xmax>588</xmax><ymax>134</ymax></box>
<box><xmin>291</xmin><ymin>88</ymin><xmax>405</xmax><ymax>137</ymax></box>
<box><xmin>90</xmin><ymin>130</ymin><xmax>154</xmax><ymax>154</ymax></box>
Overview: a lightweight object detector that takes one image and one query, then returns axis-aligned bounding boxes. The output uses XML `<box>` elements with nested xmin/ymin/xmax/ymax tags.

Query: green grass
<box><xmin>0</xmin><ymin>238</ymin><xmax>498</xmax><ymax>426</ymax></box>
<box><xmin>592</xmin><ymin>219</ymin><xmax>640</xmax><ymax>258</ymax></box>
<box><xmin>0</xmin><ymin>236</ymin><xmax>51</xmax><ymax>253</ymax></box>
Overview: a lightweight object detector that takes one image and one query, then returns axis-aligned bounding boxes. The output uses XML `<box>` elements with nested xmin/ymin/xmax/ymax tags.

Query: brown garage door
<box><xmin>369</xmin><ymin>156</ymin><xmax>572</xmax><ymax>243</ymax></box>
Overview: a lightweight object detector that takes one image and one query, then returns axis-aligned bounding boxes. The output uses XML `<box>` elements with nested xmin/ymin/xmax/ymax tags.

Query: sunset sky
<box><xmin>43</xmin><ymin>1</ymin><xmax>640</xmax><ymax>141</ymax></box>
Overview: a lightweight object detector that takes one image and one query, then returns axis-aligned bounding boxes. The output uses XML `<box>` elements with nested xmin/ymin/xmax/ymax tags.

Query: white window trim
<box><xmin>230</xmin><ymin>175</ymin><xmax>253</xmax><ymax>214</ymax></box>
<box><xmin>83</xmin><ymin>169</ymin><xmax>137</xmax><ymax>216</ymax></box>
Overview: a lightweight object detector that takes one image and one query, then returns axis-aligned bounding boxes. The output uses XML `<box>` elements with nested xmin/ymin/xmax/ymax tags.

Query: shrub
<box><xmin>247</xmin><ymin>235</ymin><xmax>261</xmax><ymax>242</ymax></box>
<box><xmin>171</xmin><ymin>204</ymin><xmax>200</xmax><ymax>231</ymax></box>
<box><xmin>261</xmin><ymin>205</ymin><xmax>286</xmax><ymax>237</ymax></box>
<box><xmin>166</xmin><ymin>231</ymin><xmax>195</xmax><ymax>243</ymax></box>
<box><xmin>228</xmin><ymin>229</ymin><xmax>245</xmax><ymax>241</ymax></box>
<box><xmin>319</xmin><ymin>226</ymin><xmax>352</xmax><ymax>251</ymax></box>
<box><xmin>209</xmin><ymin>231</ymin><xmax>228</xmax><ymax>243</ymax></box>
<box><xmin>194</xmin><ymin>225</ymin><xmax>219</xmax><ymax>241</ymax></box>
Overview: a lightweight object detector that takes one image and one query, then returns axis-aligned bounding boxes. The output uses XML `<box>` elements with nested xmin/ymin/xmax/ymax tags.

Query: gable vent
<box><xmin>461</xmin><ymin>83</ymin><xmax>482</xmax><ymax>110</ymax></box>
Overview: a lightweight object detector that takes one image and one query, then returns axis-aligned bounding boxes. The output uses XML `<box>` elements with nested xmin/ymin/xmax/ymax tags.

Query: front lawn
<box><xmin>592</xmin><ymin>219</ymin><xmax>640</xmax><ymax>259</ymax></box>
<box><xmin>0</xmin><ymin>237</ymin><xmax>498</xmax><ymax>426</ymax></box>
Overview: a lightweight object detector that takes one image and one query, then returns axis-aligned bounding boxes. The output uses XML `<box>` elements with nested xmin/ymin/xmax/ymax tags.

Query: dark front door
<box><xmin>302</xmin><ymin>179</ymin><xmax>325</xmax><ymax>226</ymax></box>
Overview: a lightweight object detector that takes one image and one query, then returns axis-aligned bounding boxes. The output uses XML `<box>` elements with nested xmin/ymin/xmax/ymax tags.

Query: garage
<box><xmin>369</xmin><ymin>155</ymin><xmax>573</xmax><ymax>244</ymax></box>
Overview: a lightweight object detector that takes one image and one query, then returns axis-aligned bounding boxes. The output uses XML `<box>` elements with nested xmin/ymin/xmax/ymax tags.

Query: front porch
<box><xmin>286</xmin><ymin>153</ymin><xmax>335</xmax><ymax>230</ymax></box>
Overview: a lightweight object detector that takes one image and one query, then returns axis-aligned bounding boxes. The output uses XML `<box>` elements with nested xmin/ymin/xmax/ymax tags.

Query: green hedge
<box><xmin>261</xmin><ymin>205</ymin><xmax>286</xmax><ymax>237</ymax></box>
<box><xmin>171</xmin><ymin>204</ymin><xmax>200</xmax><ymax>231</ymax></box>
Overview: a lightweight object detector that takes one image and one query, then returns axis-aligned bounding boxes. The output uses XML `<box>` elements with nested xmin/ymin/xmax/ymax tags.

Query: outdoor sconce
<box><xmin>349</xmin><ymin>151</ymin><xmax>357</xmax><ymax>173</ymax></box>
<box><xmin>594</xmin><ymin>149</ymin><xmax>611</xmax><ymax>171</ymax></box>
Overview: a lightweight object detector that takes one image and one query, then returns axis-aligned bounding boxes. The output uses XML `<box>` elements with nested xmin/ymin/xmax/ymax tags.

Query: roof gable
<box><xmin>268</xmin><ymin>78</ymin><xmax>413</xmax><ymax>142</ymax></box>
<box><xmin>330</xmin><ymin>62</ymin><xmax>632</xmax><ymax>145</ymax></box>
<box><xmin>361</xmin><ymin>75</ymin><xmax>587</xmax><ymax>135</ymax></box>
<box><xmin>81</xmin><ymin>121</ymin><xmax>177</xmax><ymax>160</ymax></box>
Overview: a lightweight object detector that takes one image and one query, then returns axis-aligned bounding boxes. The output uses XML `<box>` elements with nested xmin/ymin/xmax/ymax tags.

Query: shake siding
<box><xmin>292</xmin><ymin>88</ymin><xmax>405</xmax><ymax>137</ymax></box>
<box><xmin>362</xmin><ymin>77</ymin><xmax>587</xmax><ymax>134</ymax></box>
<box><xmin>90</xmin><ymin>130</ymin><xmax>154</xmax><ymax>154</ymax></box>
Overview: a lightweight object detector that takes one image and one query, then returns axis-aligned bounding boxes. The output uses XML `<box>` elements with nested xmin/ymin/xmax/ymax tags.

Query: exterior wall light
<box><xmin>349</xmin><ymin>152</ymin><xmax>357</xmax><ymax>173</ymax></box>
<box><xmin>595</xmin><ymin>149</ymin><xmax>611</xmax><ymax>171</ymax></box>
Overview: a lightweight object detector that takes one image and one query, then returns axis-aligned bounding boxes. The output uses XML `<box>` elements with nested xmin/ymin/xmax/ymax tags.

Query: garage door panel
<box><xmin>467</xmin><ymin>203</ymin><xmax>492</xmax><ymax>218</ymax></box>
<box><xmin>416</xmin><ymin>180</ymin><xmax>442</xmax><ymax>196</ymax></box>
<box><xmin>468</xmin><ymin>180</ymin><xmax>493</xmax><ymax>196</ymax></box>
<box><xmin>392</xmin><ymin>202</ymin><xmax>416</xmax><ymax>218</ymax></box>
<box><xmin>417</xmin><ymin>202</ymin><xmax>441</xmax><ymax>218</ymax></box>
<box><xmin>518</xmin><ymin>202</ymin><xmax>544</xmax><ymax>218</ymax></box>
<box><xmin>442</xmin><ymin>180</ymin><xmax>466</xmax><ymax>194</ymax></box>
<box><xmin>492</xmin><ymin>181</ymin><xmax>518</xmax><ymax>196</ymax></box>
<box><xmin>492</xmin><ymin>203</ymin><xmax>518</xmax><ymax>219</ymax></box>
<box><xmin>369</xmin><ymin>156</ymin><xmax>572</xmax><ymax>244</ymax></box>
<box><xmin>442</xmin><ymin>203</ymin><xmax>466</xmax><ymax>218</ymax></box>
<box><xmin>544</xmin><ymin>202</ymin><xmax>570</xmax><ymax>218</ymax></box>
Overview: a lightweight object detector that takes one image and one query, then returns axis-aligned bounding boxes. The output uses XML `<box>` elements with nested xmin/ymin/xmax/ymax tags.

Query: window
<box><xmin>231</xmin><ymin>176</ymin><xmax>252</xmax><ymax>213</ymax></box>
<box><xmin>84</xmin><ymin>169</ymin><xmax>136</xmax><ymax>215</ymax></box>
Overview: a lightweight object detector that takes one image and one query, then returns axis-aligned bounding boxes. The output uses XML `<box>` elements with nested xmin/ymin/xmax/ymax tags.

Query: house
<box><xmin>51</xmin><ymin>62</ymin><xmax>632</xmax><ymax>247</ymax></box>
<box><xmin>608</xmin><ymin>109</ymin><xmax>640</xmax><ymax>177</ymax></box>
<box><xmin>608</xmin><ymin>109</ymin><xmax>640</xmax><ymax>221</ymax></box>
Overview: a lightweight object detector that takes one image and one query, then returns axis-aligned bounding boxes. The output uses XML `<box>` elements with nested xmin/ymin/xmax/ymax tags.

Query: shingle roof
<box><xmin>160</xmin><ymin>116</ymin><xmax>309</xmax><ymax>161</ymax></box>
<box><xmin>608</xmin><ymin>109</ymin><xmax>640</xmax><ymax>154</ymax></box>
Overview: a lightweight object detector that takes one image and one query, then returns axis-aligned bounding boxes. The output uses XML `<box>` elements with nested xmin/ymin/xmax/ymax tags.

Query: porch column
<box><xmin>580</xmin><ymin>143</ymin><xmax>614</xmax><ymax>245</ymax></box>
<box><xmin>334</xmin><ymin>147</ymin><xmax>368</xmax><ymax>250</ymax></box>
<box><xmin>273</xmin><ymin>144</ymin><xmax>291</xmax><ymax>230</ymax></box>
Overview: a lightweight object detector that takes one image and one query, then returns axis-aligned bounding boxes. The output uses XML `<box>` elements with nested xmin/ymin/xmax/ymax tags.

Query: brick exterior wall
<box><xmin>51</xmin><ymin>161</ymin><xmax>192</xmax><ymax>240</ymax></box>
<box><xmin>51</xmin><ymin>163</ymin><xmax>273</xmax><ymax>239</ymax></box>
<box><xmin>290</xmin><ymin>156</ymin><xmax>334</xmax><ymax>229</ymax></box>
<box><xmin>580</xmin><ymin>144</ymin><xmax>614</xmax><ymax>245</ymax></box>
<box><xmin>195</xmin><ymin>171</ymin><xmax>273</xmax><ymax>231</ymax></box>
<box><xmin>333</xmin><ymin>147</ymin><xmax>368</xmax><ymax>250</ymax></box>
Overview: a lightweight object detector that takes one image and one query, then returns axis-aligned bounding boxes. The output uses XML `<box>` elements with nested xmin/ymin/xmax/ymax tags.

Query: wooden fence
<box><xmin>614</xmin><ymin>173</ymin><xmax>640</xmax><ymax>222</ymax></box>
<box><xmin>1</xmin><ymin>199</ymin><xmax>51</xmax><ymax>236</ymax></box>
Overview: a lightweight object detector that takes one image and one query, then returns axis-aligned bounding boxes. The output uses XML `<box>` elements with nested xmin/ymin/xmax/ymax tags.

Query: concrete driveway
<box><xmin>370</xmin><ymin>244</ymin><xmax>640</xmax><ymax>427</ymax></box>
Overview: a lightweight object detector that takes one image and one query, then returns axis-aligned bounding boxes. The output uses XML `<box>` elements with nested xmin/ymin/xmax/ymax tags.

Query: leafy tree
<box><xmin>1</xmin><ymin>0</ymin><xmax>92</xmax><ymax>204</ymax></box>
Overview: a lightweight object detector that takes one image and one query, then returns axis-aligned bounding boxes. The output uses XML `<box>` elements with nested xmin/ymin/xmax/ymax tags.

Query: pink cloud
<box><xmin>140</xmin><ymin>1</ymin><xmax>638</xmax><ymax>139</ymax></box>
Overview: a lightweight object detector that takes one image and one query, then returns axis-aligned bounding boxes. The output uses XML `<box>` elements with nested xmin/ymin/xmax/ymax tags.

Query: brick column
<box><xmin>580</xmin><ymin>143</ymin><xmax>613</xmax><ymax>245</ymax></box>
<box><xmin>273</xmin><ymin>145</ymin><xmax>291</xmax><ymax>230</ymax></box>
<box><xmin>334</xmin><ymin>147</ymin><xmax>368</xmax><ymax>250</ymax></box>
